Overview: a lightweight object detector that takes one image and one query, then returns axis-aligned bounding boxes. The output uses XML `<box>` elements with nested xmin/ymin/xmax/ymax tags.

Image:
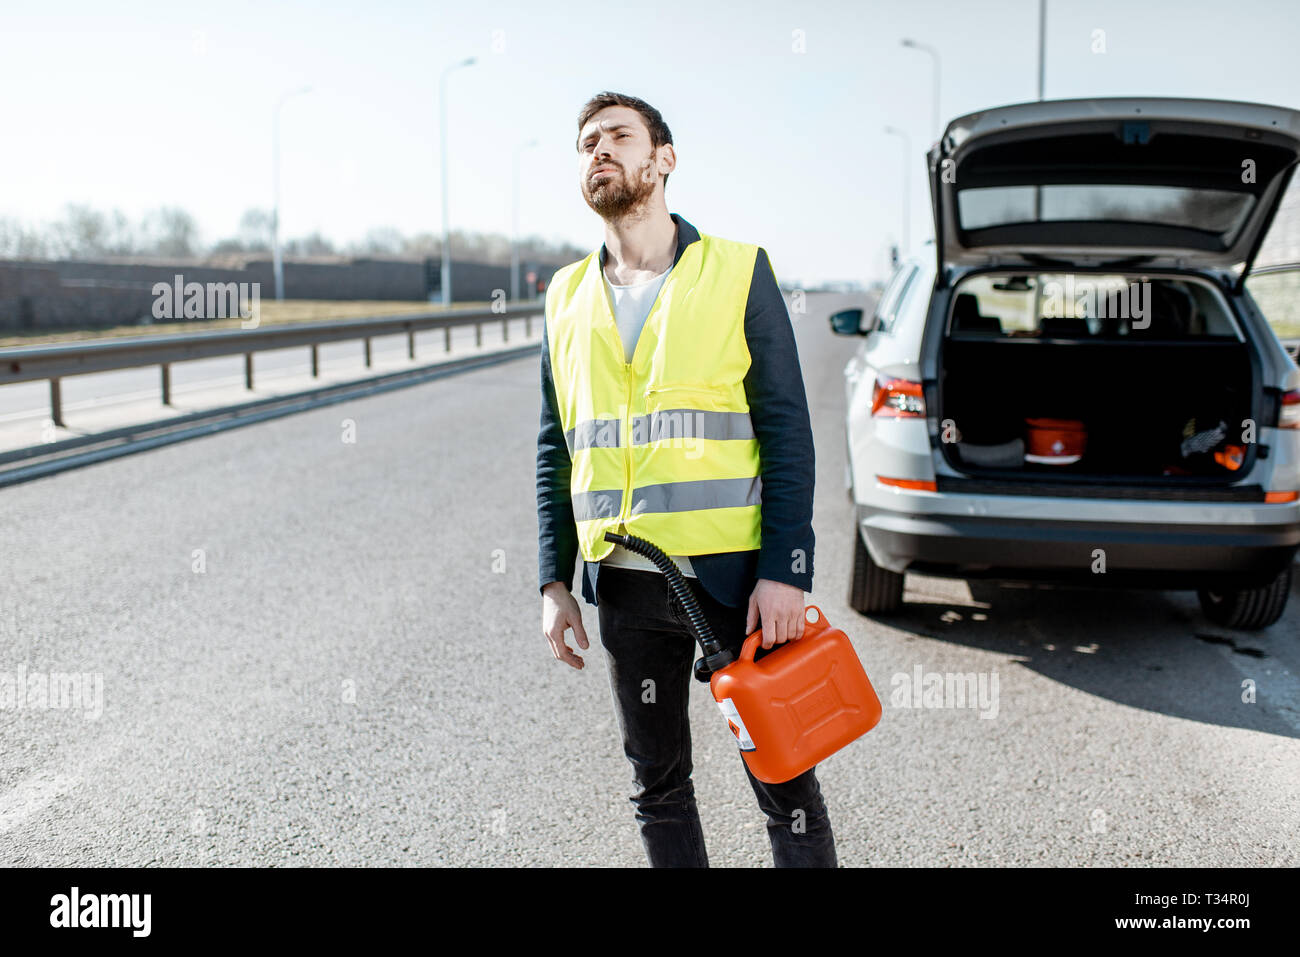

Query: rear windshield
<box><xmin>948</xmin><ymin>273</ymin><xmax>1240</xmax><ymax>339</ymax></box>
<box><xmin>958</xmin><ymin>186</ymin><xmax>1256</xmax><ymax>241</ymax></box>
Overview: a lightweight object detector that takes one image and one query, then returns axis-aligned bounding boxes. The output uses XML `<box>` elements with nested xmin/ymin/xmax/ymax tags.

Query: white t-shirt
<box><xmin>601</xmin><ymin>264</ymin><xmax>697</xmax><ymax>578</ymax></box>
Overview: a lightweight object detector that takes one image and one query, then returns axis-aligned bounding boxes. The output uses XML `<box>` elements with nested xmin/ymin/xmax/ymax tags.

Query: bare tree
<box><xmin>102</xmin><ymin>209</ymin><xmax>136</xmax><ymax>256</ymax></box>
<box><xmin>346</xmin><ymin>227</ymin><xmax>405</xmax><ymax>257</ymax></box>
<box><xmin>400</xmin><ymin>232</ymin><xmax>441</xmax><ymax>257</ymax></box>
<box><xmin>0</xmin><ymin>201</ymin><xmax>590</xmax><ymax>265</ymax></box>
<box><xmin>53</xmin><ymin>203</ymin><xmax>108</xmax><ymax>258</ymax></box>
<box><xmin>0</xmin><ymin>216</ymin><xmax>52</xmax><ymax>259</ymax></box>
<box><xmin>142</xmin><ymin>206</ymin><xmax>197</xmax><ymax>257</ymax></box>
<box><xmin>238</xmin><ymin>208</ymin><xmax>272</xmax><ymax>251</ymax></box>
<box><xmin>283</xmin><ymin>231</ymin><xmax>337</xmax><ymax>256</ymax></box>
<box><xmin>516</xmin><ymin>234</ymin><xmax>586</xmax><ymax>262</ymax></box>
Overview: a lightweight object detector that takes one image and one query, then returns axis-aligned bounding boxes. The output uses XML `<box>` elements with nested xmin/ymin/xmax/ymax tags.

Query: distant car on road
<box><xmin>832</xmin><ymin>97</ymin><xmax>1300</xmax><ymax>630</ymax></box>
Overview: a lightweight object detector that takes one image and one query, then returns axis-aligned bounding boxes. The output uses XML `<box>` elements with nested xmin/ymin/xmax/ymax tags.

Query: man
<box><xmin>536</xmin><ymin>91</ymin><xmax>836</xmax><ymax>868</ymax></box>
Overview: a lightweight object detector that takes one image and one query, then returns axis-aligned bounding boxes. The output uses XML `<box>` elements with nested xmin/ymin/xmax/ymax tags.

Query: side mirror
<box><xmin>828</xmin><ymin>308</ymin><xmax>868</xmax><ymax>336</ymax></box>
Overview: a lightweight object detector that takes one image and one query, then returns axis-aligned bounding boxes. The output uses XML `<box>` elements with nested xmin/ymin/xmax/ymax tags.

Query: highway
<box><xmin>1</xmin><ymin>292</ymin><xmax>1297</xmax><ymax>866</ymax></box>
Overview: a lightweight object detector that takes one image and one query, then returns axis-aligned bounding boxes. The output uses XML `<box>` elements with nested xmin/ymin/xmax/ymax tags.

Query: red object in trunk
<box><xmin>1024</xmin><ymin>417</ymin><xmax>1087</xmax><ymax>465</ymax></box>
<box><xmin>1214</xmin><ymin>444</ymin><xmax>1245</xmax><ymax>471</ymax></box>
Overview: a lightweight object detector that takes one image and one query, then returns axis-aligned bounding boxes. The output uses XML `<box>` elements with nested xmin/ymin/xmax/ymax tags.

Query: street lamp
<box><xmin>272</xmin><ymin>86</ymin><xmax>312</xmax><ymax>302</ymax></box>
<box><xmin>1033</xmin><ymin>1</ymin><xmax>1048</xmax><ymax>222</ymax></box>
<box><xmin>901</xmin><ymin>38</ymin><xmax>941</xmax><ymax>144</ymax></box>
<box><xmin>439</xmin><ymin>56</ymin><xmax>477</xmax><ymax>307</ymax></box>
<box><xmin>511</xmin><ymin>139</ymin><xmax>539</xmax><ymax>302</ymax></box>
<box><xmin>883</xmin><ymin>126</ymin><xmax>911</xmax><ymax>256</ymax></box>
<box><xmin>1037</xmin><ymin>0</ymin><xmax>1047</xmax><ymax>100</ymax></box>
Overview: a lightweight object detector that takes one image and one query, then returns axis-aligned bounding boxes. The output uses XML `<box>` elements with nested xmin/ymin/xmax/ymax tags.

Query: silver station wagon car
<box><xmin>833</xmin><ymin>97</ymin><xmax>1300</xmax><ymax>630</ymax></box>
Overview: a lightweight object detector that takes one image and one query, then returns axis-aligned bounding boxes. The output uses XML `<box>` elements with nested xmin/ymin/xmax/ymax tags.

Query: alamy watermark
<box><xmin>0</xmin><ymin>666</ymin><xmax>103</xmax><ymax>720</ymax></box>
<box><xmin>579</xmin><ymin>409</ymin><xmax>712</xmax><ymax>459</ymax></box>
<box><xmin>50</xmin><ymin>887</ymin><xmax>150</xmax><ymax>937</ymax></box>
<box><xmin>890</xmin><ymin>666</ymin><xmax>999</xmax><ymax>719</ymax></box>
<box><xmin>152</xmin><ymin>274</ymin><xmax>260</xmax><ymax>328</ymax></box>
<box><xmin>1042</xmin><ymin>275</ymin><xmax>1150</xmax><ymax>329</ymax></box>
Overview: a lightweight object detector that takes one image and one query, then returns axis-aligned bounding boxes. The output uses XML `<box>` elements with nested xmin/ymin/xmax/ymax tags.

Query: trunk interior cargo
<box><xmin>938</xmin><ymin>322</ymin><xmax>1256</xmax><ymax>485</ymax></box>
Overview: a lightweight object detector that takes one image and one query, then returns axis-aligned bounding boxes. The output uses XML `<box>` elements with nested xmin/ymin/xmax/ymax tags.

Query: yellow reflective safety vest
<box><xmin>545</xmin><ymin>230</ymin><xmax>763</xmax><ymax>562</ymax></box>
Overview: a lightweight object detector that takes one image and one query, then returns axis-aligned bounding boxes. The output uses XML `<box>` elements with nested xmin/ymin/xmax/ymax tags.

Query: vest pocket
<box><xmin>639</xmin><ymin>382</ymin><xmax>753</xmax><ymax>445</ymax></box>
<box><xmin>643</xmin><ymin>382</ymin><xmax>729</xmax><ymax>402</ymax></box>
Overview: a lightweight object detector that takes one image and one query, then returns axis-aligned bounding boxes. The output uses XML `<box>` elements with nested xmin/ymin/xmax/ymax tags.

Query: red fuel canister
<box><xmin>710</xmin><ymin>605</ymin><xmax>882</xmax><ymax>784</ymax></box>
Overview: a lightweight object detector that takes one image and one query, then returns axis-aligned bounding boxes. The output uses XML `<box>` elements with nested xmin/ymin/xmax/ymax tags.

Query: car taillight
<box><xmin>1280</xmin><ymin>389</ymin><xmax>1300</xmax><ymax>430</ymax></box>
<box><xmin>871</xmin><ymin>377</ymin><xmax>925</xmax><ymax>417</ymax></box>
<box><xmin>877</xmin><ymin>476</ymin><xmax>937</xmax><ymax>491</ymax></box>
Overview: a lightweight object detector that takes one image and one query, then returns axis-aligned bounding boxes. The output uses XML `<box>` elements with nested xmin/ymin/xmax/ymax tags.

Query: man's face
<box><xmin>577</xmin><ymin>105</ymin><xmax>671</xmax><ymax>218</ymax></box>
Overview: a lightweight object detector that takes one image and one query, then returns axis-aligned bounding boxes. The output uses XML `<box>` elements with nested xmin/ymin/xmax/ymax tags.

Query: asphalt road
<box><xmin>1</xmin><ymin>292</ymin><xmax>1297</xmax><ymax>867</ymax></box>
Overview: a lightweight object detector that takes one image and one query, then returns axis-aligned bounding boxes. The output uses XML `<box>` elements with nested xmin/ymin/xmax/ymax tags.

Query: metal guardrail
<box><xmin>0</xmin><ymin>303</ymin><xmax>545</xmax><ymax>426</ymax></box>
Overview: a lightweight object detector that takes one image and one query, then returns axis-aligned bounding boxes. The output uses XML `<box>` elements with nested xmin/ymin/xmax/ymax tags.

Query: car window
<box><xmin>951</xmin><ymin>273</ymin><xmax>1242</xmax><ymax>340</ymax></box>
<box><xmin>877</xmin><ymin>266</ymin><xmax>920</xmax><ymax>334</ymax></box>
<box><xmin>873</xmin><ymin>264</ymin><xmax>917</xmax><ymax>333</ymax></box>
<box><xmin>950</xmin><ymin>273</ymin><xmax>1240</xmax><ymax>338</ymax></box>
<box><xmin>958</xmin><ymin>185</ymin><xmax>1256</xmax><ymax>241</ymax></box>
<box><xmin>872</xmin><ymin>265</ymin><xmax>913</xmax><ymax>327</ymax></box>
<box><xmin>1244</xmin><ymin>267</ymin><xmax>1300</xmax><ymax>342</ymax></box>
<box><xmin>889</xmin><ymin>265</ymin><xmax>932</xmax><ymax>334</ymax></box>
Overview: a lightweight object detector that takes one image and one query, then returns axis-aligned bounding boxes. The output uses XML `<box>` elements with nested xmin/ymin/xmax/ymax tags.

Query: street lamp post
<box><xmin>1032</xmin><ymin>0</ymin><xmax>1048</xmax><ymax>307</ymax></box>
<box><xmin>439</xmin><ymin>57</ymin><xmax>477</xmax><ymax>308</ymax></box>
<box><xmin>901</xmin><ymin>38</ymin><xmax>941</xmax><ymax>144</ymax></box>
<box><xmin>272</xmin><ymin>86</ymin><xmax>311</xmax><ymax>302</ymax></box>
<box><xmin>1037</xmin><ymin>0</ymin><xmax>1047</xmax><ymax>101</ymax></box>
<box><xmin>884</xmin><ymin>126</ymin><xmax>911</xmax><ymax>257</ymax></box>
<box><xmin>1033</xmin><ymin>1</ymin><xmax>1047</xmax><ymax>223</ymax></box>
<box><xmin>511</xmin><ymin>139</ymin><xmax>539</xmax><ymax>302</ymax></box>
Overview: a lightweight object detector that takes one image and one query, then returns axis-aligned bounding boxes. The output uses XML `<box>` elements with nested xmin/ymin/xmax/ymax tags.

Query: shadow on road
<box><xmin>853</xmin><ymin>575</ymin><xmax>1299</xmax><ymax>739</ymax></box>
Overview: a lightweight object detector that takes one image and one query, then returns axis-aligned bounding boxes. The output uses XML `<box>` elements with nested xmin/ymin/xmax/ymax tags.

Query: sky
<box><xmin>2</xmin><ymin>0</ymin><xmax>1299</xmax><ymax>286</ymax></box>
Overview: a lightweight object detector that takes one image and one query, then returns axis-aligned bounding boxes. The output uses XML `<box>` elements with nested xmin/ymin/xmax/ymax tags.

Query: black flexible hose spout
<box><xmin>603</xmin><ymin>531</ymin><xmax>734</xmax><ymax>681</ymax></box>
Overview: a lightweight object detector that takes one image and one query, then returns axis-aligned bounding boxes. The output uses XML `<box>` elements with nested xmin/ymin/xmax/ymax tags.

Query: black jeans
<box><xmin>595</xmin><ymin>565</ymin><xmax>838</xmax><ymax>867</ymax></box>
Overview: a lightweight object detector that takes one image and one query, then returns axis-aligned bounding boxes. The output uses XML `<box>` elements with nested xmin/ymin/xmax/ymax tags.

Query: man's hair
<box><xmin>576</xmin><ymin>91</ymin><xmax>674</xmax><ymax>188</ymax></box>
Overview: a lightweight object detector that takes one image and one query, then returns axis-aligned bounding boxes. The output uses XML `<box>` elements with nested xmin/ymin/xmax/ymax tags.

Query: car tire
<box><xmin>1197</xmin><ymin>564</ymin><xmax>1292</xmax><ymax>630</ymax></box>
<box><xmin>849</xmin><ymin>528</ymin><xmax>904</xmax><ymax>614</ymax></box>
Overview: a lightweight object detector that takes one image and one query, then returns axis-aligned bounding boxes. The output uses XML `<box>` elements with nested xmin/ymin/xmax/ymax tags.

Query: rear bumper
<box><xmin>858</xmin><ymin>505</ymin><xmax>1300</xmax><ymax>588</ymax></box>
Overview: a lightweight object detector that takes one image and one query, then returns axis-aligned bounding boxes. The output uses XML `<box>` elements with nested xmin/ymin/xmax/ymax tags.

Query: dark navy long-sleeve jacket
<box><xmin>536</xmin><ymin>212</ymin><xmax>815</xmax><ymax>609</ymax></box>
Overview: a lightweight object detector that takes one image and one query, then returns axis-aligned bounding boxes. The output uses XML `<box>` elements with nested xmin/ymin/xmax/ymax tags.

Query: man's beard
<box><xmin>583</xmin><ymin>154</ymin><xmax>657</xmax><ymax>219</ymax></box>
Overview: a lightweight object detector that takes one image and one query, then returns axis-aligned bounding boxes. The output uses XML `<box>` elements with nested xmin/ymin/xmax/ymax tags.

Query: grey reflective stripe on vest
<box><xmin>629</xmin><ymin>476</ymin><xmax>762</xmax><ymax>515</ymax></box>
<box><xmin>631</xmin><ymin>409</ymin><xmax>755</xmax><ymax>445</ymax></box>
<box><xmin>572</xmin><ymin>488</ymin><xmax>623</xmax><ymax>521</ymax></box>
<box><xmin>568</xmin><ymin>411</ymin><xmax>754</xmax><ymax>453</ymax></box>
<box><xmin>565</xmin><ymin>418</ymin><xmax>622</xmax><ymax>454</ymax></box>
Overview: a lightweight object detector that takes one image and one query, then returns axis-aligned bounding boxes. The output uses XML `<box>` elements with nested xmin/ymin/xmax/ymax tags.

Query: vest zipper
<box><xmin>621</xmin><ymin>361</ymin><xmax>633</xmax><ymax>527</ymax></box>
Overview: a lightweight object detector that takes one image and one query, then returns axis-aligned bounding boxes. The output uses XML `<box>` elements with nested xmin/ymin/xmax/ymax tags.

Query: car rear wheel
<box><xmin>1197</xmin><ymin>565</ymin><xmax>1292</xmax><ymax>630</ymax></box>
<box><xmin>849</xmin><ymin>528</ymin><xmax>904</xmax><ymax>614</ymax></box>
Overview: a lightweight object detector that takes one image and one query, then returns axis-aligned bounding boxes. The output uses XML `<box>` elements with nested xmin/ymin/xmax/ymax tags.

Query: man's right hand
<box><xmin>542</xmin><ymin>581</ymin><xmax>590</xmax><ymax>670</ymax></box>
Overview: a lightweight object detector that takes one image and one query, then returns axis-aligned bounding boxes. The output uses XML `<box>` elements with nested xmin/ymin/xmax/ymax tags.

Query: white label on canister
<box><xmin>715</xmin><ymin>697</ymin><xmax>756</xmax><ymax>751</ymax></box>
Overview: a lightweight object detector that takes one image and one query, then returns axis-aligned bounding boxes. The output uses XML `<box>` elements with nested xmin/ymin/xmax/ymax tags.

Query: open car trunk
<box><xmin>936</xmin><ymin>272</ymin><xmax>1261</xmax><ymax>492</ymax></box>
<box><xmin>928</xmin><ymin>97</ymin><xmax>1300</xmax><ymax>277</ymax></box>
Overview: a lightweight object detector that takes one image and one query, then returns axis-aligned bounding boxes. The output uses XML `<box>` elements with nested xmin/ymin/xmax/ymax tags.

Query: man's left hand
<box><xmin>745</xmin><ymin>578</ymin><xmax>806</xmax><ymax>649</ymax></box>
